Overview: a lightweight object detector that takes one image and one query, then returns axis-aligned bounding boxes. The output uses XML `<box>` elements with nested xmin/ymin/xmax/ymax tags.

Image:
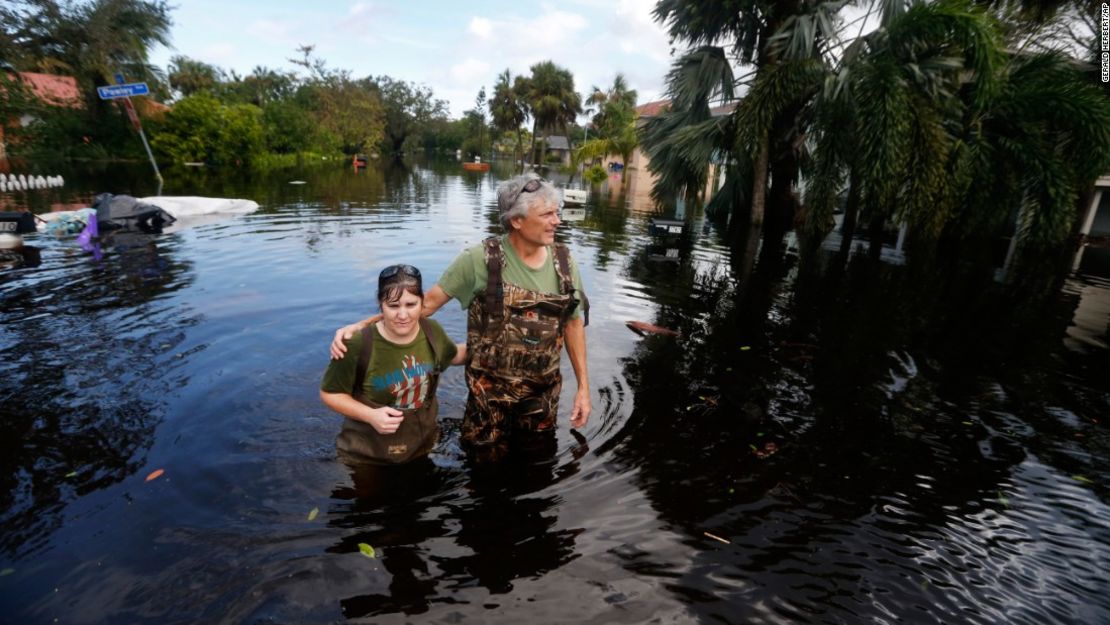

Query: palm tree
<box><xmin>524</xmin><ymin>60</ymin><xmax>581</xmax><ymax>166</ymax></box>
<box><xmin>168</xmin><ymin>56</ymin><xmax>223</xmax><ymax>98</ymax></box>
<box><xmin>802</xmin><ymin>0</ymin><xmax>1110</xmax><ymax>259</ymax></box>
<box><xmin>645</xmin><ymin>0</ymin><xmax>840</xmax><ymax>230</ymax></box>
<box><xmin>490</xmin><ymin>69</ymin><xmax>529</xmax><ymax>170</ymax></box>
<box><xmin>587</xmin><ymin>73</ymin><xmax>638</xmax><ymax>139</ymax></box>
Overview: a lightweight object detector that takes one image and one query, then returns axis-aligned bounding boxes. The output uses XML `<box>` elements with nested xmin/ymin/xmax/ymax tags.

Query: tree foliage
<box><xmin>645</xmin><ymin>0</ymin><xmax>1110</xmax><ymax>259</ymax></box>
<box><xmin>524</xmin><ymin>60</ymin><xmax>582</xmax><ymax>164</ymax></box>
<box><xmin>151</xmin><ymin>92</ymin><xmax>265</xmax><ymax>166</ymax></box>
<box><xmin>367</xmin><ymin>75</ymin><xmax>450</xmax><ymax>156</ymax></box>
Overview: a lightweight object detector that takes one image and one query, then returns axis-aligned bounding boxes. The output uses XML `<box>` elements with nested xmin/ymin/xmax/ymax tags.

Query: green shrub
<box><xmin>584</xmin><ymin>164</ymin><xmax>608</xmax><ymax>185</ymax></box>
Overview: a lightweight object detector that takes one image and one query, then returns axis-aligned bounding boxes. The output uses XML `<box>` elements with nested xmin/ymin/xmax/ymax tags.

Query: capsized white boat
<box><xmin>36</xmin><ymin>195</ymin><xmax>259</xmax><ymax>233</ymax></box>
<box><xmin>138</xmin><ymin>196</ymin><xmax>258</xmax><ymax>231</ymax></box>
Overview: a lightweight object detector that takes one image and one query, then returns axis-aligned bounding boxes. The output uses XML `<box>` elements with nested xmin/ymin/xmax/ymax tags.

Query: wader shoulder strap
<box><xmin>352</xmin><ymin>326</ymin><xmax>375</xmax><ymax>402</ymax></box>
<box><xmin>418</xmin><ymin>318</ymin><xmax>442</xmax><ymax>373</ymax></box>
<box><xmin>553</xmin><ymin>243</ymin><xmax>574</xmax><ymax>295</ymax></box>
<box><xmin>483</xmin><ymin>236</ymin><xmax>504</xmax><ymax>319</ymax></box>
<box><xmin>553</xmin><ymin>243</ymin><xmax>589</xmax><ymax>327</ymax></box>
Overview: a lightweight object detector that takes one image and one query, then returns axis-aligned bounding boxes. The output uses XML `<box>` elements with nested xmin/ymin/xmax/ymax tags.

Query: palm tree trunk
<box><xmin>529</xmin><ymin>119</ymin><xmax>539</xmax><ymax>167</ymax></box>
<box><xmin>839</xmin><ymin>168</ymin><xmax>861</xmax><ymax>257</ymax></box>
<box><xmin>867</xmin><ymin>214</ymin><xmax>885</xmax><ymax>260</ymax></box>
<box><xmin>750</xmin><ymin>133</ymin><xmax>769</xmax><ymax>226</ymax></box>
<box><xmin>516</xmin><ymin>128</ymin><xmax>524</xmax><ymax>173</ymax></box>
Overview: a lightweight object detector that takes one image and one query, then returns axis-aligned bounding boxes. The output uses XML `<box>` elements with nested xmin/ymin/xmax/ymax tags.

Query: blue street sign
<box><xmin>96</xmin><ymin>82</ymin><xmax>149</xmax><ymax>99</ymax></box>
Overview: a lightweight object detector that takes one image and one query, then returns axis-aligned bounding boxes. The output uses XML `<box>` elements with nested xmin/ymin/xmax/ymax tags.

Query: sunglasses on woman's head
<box><xmin>379</xmin><ymin>264</ymin><xmax>421</xmax><ymax>280</ymax></box>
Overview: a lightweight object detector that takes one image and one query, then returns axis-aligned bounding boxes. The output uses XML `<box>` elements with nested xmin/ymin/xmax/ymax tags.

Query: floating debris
<box><xmin>358</xmin><ymin>543</ymin><xmax>376</xmax><ymax>558</ymax></box>
<box><xmin>307</xmin><ymin>507</ymin><xmax>319</xmax><ymax>521</ymax></box>
<box><xmin>703</xmin><ymin>532</ymin><xmax>731</xmax><ymax>545</ymax></box>
<box><xmin>625</xmin><ymin>320</ymin><xmax>680</xmax><ymax>337</ymax></box>
<box><xmin>288</xmin><ymin>180</ymin><xmax>307</xmax><ymax>185</ymax></box>
<box><xmin>145</xmin><ymin>469</ymin><xmax>165</xmax><ymax>482</ymax></box>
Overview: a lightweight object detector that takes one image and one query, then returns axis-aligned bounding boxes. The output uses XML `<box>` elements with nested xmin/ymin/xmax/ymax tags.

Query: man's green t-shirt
<box><xmin>438</xmin><ymin>234</ymin><xmax>586</xmax><ymax>319</ymax></box>
<box><xmin>321</xmin><ymin>320</ymin><xmax>457</xmax><ymax>409</ymax></box>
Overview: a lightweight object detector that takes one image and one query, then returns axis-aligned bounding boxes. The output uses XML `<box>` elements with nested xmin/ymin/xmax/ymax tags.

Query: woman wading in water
<box><xmin>320</xmin><ymin>264</ymin><xmax>466</xmax><ymax>465</ymax></box>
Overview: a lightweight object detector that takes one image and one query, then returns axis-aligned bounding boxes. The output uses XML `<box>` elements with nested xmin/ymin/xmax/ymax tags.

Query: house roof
<box><xmin>709</xmin><ymin>102</ymin><xmax>738</xmax><ymax>117</ymax></box>
<box><xmin>635</xmin><ymin>99</ymin><xmax>670</xmax><ymax>118</ymax></box>
<box><xmin>635</xmin><ymin>99</ymin><xmax>737</xmax><ymax>119</ymax></box>
<box><xmin>545</xmin><ymin>135</ymin><xmax>570</xmax><ymax>150</ymax></box>
<box><xmin>15</xmin><ymin>72</ymin><xmax>82</xmax><ymax>108</ymax></box>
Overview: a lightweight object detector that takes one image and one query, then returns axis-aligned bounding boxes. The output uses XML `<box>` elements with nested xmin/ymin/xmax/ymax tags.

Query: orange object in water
<box><xmin>145</xmin><ymin>469</ymin><xmax>165</xmax><ymax>482</ymax></box>
<box><xmin>462</xmin><ymin>162</ymin><xmax>490</xmax><ymax>171</ymax></box>
<box><xmin>625</xmin><ymin>320</ymin><xmax>680</xmax><ymax>337</ymax></box>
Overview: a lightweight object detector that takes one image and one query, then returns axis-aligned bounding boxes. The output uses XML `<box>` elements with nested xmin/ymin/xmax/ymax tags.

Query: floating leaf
<box><xmin>1073</xmin><ymin>475</ymin><xmax>1093</xmax><ymax>484</ymax></box>
<box><xmin>358</xmin><ymin>543</ymin><xmax>376</xmax><ymax>558</ymax></box>
<box><xmin>0</xmin><ymin>568</ymin><xmax>13</xmax><ymax>577</ymax></box>
<box><xmin>962</xmin><ymin>421</ymin><xmax>974</xmax><ymax>426</ymax></box>
<box><xmin>307</xmin><ymin>507</ymin><xmax>319</xmax><ymax>521</ymax></box>
<box><xmin>740</xmin><ymin>346</ymin><xmax>751</xmax><ymax>351</ymax></box>
<box><xmin>145</xmin><ymin>469</ymin><xmax>165</xmax><ymax>482</ymax></box>
<box><xmin>65</xmin><ymin>471</ymin><xmax>77</xmax><ymax>478</ymax></box>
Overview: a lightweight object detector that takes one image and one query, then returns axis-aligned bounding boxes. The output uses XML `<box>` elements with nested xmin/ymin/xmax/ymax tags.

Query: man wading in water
<box><xmin>331</xmin><ymin>173</ymin><xmax>591</xmax><ymax>460</ymax></box>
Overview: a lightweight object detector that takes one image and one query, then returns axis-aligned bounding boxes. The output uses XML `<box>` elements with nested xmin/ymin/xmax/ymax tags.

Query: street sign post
<box><xmin>96</xmin><ymin>75</ymin><xmax>162</xmax><ymax>194</ymax></box>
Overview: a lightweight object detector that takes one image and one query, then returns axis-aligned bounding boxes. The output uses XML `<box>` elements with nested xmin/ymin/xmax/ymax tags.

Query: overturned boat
<box><xmin>37</xmin><ymin>194</ymin><xmax>260</xmax><ymax>234</ymax></box>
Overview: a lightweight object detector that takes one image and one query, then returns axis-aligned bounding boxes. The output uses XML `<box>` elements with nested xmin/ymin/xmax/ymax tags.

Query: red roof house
<box><xmin>12</xmin><ymin>72</ymin><xmax>83</xmax><ymax>108</ymax></box>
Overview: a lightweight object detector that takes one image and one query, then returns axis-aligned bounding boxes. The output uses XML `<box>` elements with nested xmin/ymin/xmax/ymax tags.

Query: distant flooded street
<box><xmin>1</xmin><ymin>159</ymin><xmax>1108</xmax><ymax>624</ymax></box>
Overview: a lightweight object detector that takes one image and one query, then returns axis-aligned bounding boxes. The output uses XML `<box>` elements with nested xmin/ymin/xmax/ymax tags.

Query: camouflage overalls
<box><xmin>462</xmin><ymin>237</ymin><xmax>586</xmax><ymax>449</ymax></box>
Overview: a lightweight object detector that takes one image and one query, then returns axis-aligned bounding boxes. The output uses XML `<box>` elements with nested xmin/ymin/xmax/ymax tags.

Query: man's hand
<box><xmin>330</xmin><ymin>318</ymin><xmax>375</xmax><ymax>360</ymax></box>
<box><xmin>570</xmin><ymin>387</ymin><xmax>591</xmax><ymax>428</ymax></box>
<box><xmin>365</xmin><ymin>406</ymin><xmax>404</xmax><ymax>434</ymax></box>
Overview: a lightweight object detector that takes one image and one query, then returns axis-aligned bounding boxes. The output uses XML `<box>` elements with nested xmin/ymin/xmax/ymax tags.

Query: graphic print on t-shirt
<box><xmin>372</xmin><ymin>354</ymin><xmax>433</xmax><ymax>409</ymax></box>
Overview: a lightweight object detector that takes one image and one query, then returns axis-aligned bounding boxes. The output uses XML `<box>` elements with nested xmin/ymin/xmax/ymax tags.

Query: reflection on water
<box><xmin>0</xmin><ymin>159</ymin><xmax>1108</xmax><ymax>624</ymax></box>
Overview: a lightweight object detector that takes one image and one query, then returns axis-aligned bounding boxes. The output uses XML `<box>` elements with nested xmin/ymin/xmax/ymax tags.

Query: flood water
<box><xmin>1</xmin><ymin>159</ymin><xmax>1109</xmax><ymax>624</ymax></box>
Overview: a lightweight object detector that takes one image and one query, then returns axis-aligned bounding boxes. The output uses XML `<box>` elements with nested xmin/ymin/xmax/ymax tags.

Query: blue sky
<box><xmin>148</xmin><ymin>0</ymin><xmax>677</xmax><ymax>119</ymax></box>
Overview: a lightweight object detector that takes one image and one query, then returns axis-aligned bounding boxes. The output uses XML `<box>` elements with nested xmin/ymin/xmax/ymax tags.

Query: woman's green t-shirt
<box><xmin>320</xmin><ymin>319</ymin><xmax>457</xmax><ymax>409</ymax></box>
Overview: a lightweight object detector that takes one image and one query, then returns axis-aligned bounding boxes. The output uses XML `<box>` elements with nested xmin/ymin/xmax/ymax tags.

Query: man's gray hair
<box><xmin>497</xmin><ymin>173</ymin><xmax>560</xmax><ymax>231</ymax></box>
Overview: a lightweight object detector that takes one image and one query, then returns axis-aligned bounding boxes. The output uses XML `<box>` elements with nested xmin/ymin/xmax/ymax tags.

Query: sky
<box><xmin>148</xmin><ymin>0</ymin><xmax>679</xmax><ymax>119</ymax></box>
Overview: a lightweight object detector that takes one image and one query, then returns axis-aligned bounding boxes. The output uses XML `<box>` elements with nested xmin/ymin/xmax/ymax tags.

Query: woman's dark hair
<box><xmin>377</xmin><ymin>264</ymin><xmax>423</xmax><ymax>306</ymax></box>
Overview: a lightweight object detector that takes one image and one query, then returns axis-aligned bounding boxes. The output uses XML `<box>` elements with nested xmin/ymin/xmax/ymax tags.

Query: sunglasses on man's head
<box><xmin>379</xmin><ymin>264</ymin><xmax>421</xmax><ymax>280</ymax></box>
<box><xmin>510</xmin><ymin>177</ymin><xmax>547</xmax><ymax>206</ymax></box>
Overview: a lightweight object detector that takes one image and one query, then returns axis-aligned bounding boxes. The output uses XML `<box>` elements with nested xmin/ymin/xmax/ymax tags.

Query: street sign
<box><xmin>96</xmin><ymin>82</ymin><xmax>149</xmax><ymax>99</ymax></box>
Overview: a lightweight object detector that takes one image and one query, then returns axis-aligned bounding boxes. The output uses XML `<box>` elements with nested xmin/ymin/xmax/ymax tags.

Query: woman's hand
<box><xmin>364</xmin><ymin>406</ymin><xmax>404</xmax><ymax>434</ymax></box>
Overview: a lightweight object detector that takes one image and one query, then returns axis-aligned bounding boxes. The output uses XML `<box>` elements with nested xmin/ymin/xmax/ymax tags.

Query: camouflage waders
<box><xmin>462</xmin><ymin>237</ymin><xmax>585</xmax><ymax>450</ymax></box>
<box><xmin>336</xmin><ymin>318</ymin><xmax>443</xmax><ymax>465</ymax></box>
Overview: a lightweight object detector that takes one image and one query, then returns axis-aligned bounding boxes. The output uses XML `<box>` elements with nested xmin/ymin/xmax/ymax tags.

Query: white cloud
<box><xmin>349</xmin><ymin>2</ymin><xmax>375</xmax><ymax>17</ymax></box>
<box><xmin>611</xmin><ymin>0</ymin><xmax>672</xmax><ymax>62</ymax></box>
<box><xmin>198</xmin><ymin>42</ymin><xmax>236</xmax><ymax>64</ymax></box>
<box><xmin>468</xmin><ymin>17</ymin><xmax>493</xmax><ymax>39</ymax></box>
<box><xmin>247</xmin><ymin>19</ymin><xmax>294</xmax><ymax>41</ymax></box>
<box><xmin>449</xmin><ymin>58</ymin><xmax>492</xmax><ymax>88</ymax></box>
